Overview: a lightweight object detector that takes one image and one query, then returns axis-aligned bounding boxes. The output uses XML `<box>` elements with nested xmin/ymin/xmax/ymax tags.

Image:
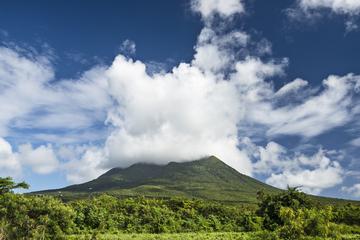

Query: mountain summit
<box><xmin>38</xmin><ymin>156</ymin><xmax>279</xmax><ymax>203</ymax></box>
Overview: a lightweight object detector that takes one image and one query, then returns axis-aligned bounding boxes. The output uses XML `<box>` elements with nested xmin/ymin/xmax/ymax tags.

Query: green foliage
<box><xmin>332</xmin><ymin>204</ymin><xmax>360</xmax><ymax>226</ymax></box>
<box><xmin>257</xmin><ymin>189</ymin><xmax>343</xmax><ymax>239</ymax></box>
<box><xmin>0</xmin><ymin>179</ymin><xmax>359</xmax><ymax>239</ymax></box>
<box><xmin>0</xmin><ymin>177</ymin><xmax>29</xmax><ymax>194</ymax></box>
<box><xmin>256</xmin><ymin>187</ymin><xmax>313</xmax><ymax>230</ymax></box>
<box><xmin>0</xmin><ymin>193</ymin><xmax>75</xmax><ymax>239</ymax></box>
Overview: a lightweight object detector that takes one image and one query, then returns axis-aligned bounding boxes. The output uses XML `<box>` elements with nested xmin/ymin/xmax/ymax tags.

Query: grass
<box><xmin>67</xmin><ymin>232</ymin><xmax>360</xmax><ymax>240</ymax></box>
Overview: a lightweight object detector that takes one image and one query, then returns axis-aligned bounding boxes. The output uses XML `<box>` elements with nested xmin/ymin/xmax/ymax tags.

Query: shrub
<box><xmin>257</xmin><ymin>187</ymin><xmax>313</xmax><ymax>230</ymax></box>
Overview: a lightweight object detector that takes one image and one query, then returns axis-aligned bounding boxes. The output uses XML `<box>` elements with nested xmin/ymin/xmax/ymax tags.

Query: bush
<box><xmin>257</xmin><ymin>187</ymin><xmax>313</xmax><ymax>230</ymax></box>
<box><xmin>277</xmin><ymin>206</ymin><xmax>340</xmax><ymax>240</ymax></box>
<box><xmin>0</xmin><ymin>193</ymin><xmax>75</xmax><ymax>239</ymax></box>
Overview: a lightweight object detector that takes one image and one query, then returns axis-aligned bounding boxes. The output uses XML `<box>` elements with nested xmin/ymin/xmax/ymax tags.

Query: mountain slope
<box><xmin>38</xmin><ymin>156</ymin><xmax>280</xmax><ymax>203</ymax></box>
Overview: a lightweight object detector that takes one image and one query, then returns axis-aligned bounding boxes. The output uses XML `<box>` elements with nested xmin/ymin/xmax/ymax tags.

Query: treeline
<box><xmin>0</xmin><ymin>177</ymin><xmax>360</xmax><ymax>239</ymax></box>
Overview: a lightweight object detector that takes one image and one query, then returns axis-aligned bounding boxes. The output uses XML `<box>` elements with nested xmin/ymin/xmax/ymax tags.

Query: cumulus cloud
<box><xmin>0</xmin><ymin>138</ymin><xmax>21</xmax><ymax>177</ymax></box>
<box><xmin>0</xmin><ymin>137</ymin><xmax>59</xmax><ymax>176</ymax></box>
<box><xmin>103</xmin><ymin>55</ymin><xmax>264</xmax><ymax>175</ymax></box>
<box><xmin>248</xmin><ymin>140</ymin><xmax>344</xmax><ymax>194</ymax></box>
<box><xmin>17</xmin><ymin>143</ymin><xmax>59</xmax><ymax>174</ymax></box>
<box><xmin>267</xmin><ymin>163</ymin><xmax>343</xmax><ymax>195</ymax></box>
<box><xmin>342</xmin><ymin>183</ymin><xmax>360</xmax><ymax>197</ymax></box>
<box><xmin>193</xmin><ymin>28</ymin><xmax>249</xmax><ymax>72</ymax></box>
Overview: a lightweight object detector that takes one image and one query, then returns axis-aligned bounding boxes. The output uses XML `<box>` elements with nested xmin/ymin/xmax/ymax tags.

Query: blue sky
<box><xmin>0</xmin><ymin>0</ymin><xmax>360</xmax><ymax>199</ymax></box>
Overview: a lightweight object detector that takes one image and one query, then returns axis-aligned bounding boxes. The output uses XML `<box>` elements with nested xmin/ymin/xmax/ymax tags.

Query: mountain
<box><xmin>35</xmin><ymin>156</ymin><xmax>357</xmax><ymax>205</ymax></box>
<box><xmin>37</xmin><ymin>156</ymin><xmax>279</xmax><ymax>204</ymax></box>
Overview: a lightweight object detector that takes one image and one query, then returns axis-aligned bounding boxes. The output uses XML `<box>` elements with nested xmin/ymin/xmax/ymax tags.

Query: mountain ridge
<box><xmin>34</xmin><ymin>156</ymin><xmax>358</xmax><ymax>205</ymax></box>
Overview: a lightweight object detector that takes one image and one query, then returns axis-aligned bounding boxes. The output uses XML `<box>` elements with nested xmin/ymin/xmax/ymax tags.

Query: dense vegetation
<box><xmin>36</xmin><ymin>156</ymin><xmax>281</xmax><ymax>204</ymax></box>
<box><xmin>1</xmin><ymin>177</ymin><xmax>360</xmax><ymax>239</ymax></box>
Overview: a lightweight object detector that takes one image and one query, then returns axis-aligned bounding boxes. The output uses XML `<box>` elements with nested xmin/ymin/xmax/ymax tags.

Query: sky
<box><xmin>0</xmin><ymin>0</ymin><xmax>360</xmax><ymax>199</ymax></box>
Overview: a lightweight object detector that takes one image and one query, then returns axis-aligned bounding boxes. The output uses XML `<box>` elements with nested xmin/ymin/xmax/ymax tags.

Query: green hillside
<box><xmin>37</xmin><ymin>156</ymin><xmax>280</xmax><ymax>203</ymax></box>
<box><xmin>35</xmin><ymin>156</ymin><xmax>358</xmax><ymax>205</ymax></box>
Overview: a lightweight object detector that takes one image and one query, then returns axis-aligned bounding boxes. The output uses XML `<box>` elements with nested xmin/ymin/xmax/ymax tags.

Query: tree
<box><xmin>0</xmin><ymin>177</ymin><xmax>29</xmax><ymax>194</ymax></box>
<box><xmin>257</xmin><ymin>187</ymin><xmax>313</xmax><ymax>230</ymax></box>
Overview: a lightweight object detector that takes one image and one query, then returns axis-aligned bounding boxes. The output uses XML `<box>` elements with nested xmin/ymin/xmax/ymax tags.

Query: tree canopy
<box><xmin>0</xmin><ymin>177</ymin><xmax>29</xmax><ymax>194</ymax></box>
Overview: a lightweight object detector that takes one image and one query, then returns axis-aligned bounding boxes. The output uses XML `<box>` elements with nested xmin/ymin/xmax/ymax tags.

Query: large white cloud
<box><xmin>103</xmin><ymin>55</ymin><xmax>264</xmax><ymax>175</ymax></box>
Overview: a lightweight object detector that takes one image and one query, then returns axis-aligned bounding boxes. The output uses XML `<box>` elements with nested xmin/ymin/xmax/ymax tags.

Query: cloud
<box><xmin>289</xmin><ymin>0</ymin><xmax>360</xmax><ymax>31</ymax></box>
<box><xmin>0</xmin><ymin>137</ymin><xmax>59</xmax><ymax>177</ymax></box>
<box><xmin>0</xmin><ymin>47</ymin><xmax>53</xmax><ymax>135</ymax></box>
<box><xmin>17</xmin><ymin>143</ymin><xmax>59</xmax><ymax>174</ymax></box>
<box><xmin>345</xmin><ymin>19</ymin><xmax>359</xmax><ymax>32</ymax></box>
<box><xmin>0</xmin><ymin>138</ymin><xmax>21</xmax><ymax>177</ymax></box>
<box><xmin>266</xmin><ymin>163</ymin><xmax>343</xmax><ymax>195</ymax></box>
<box><xmin>191</xmin><ymin>0</ymin><xmax>245</xmax><ymax>20</ymax></box>
<box><xmin>342</xmin><ymin>183</ymin><xmax>360</xmax><ymax>197</ymax></box>
<box><xmin>274</xmin><ymin>78</ymin><xmax>308</xmax><ymax>97</ymax></box>
<box><xmin>247</xmin><ymin>140</ymin><xmax>344</xmax><ymax>194</ymax></box>
<box><xmin>0</xmin><ymin>46</ymin><xmax>111</xmax><ymax>140</ymax></box>
<box><xmin>119</xmin><ymin>39</ymin><xmax>136</xmax><ymax>56</ymax></box>
<box><xmin>62</xmin><ymin>146</ymin><xmax>107</xmax><ymax>183</ymax></box>
<box><xmin>350</xmin><ymin>137</ymin><xmax>360</xmax><ymax>146</ymax></box>
<box><xmin>103</xmin><ymin>55</ymin><xmax>263</xmax><ymax>175</ymax></box>
<box><xmin>247</xmin><ymin>74</ymin><xmax>360</xmax><ymax>138</ymax></box>
<box><xmin>2</xmin><ymin>36</ymin><xmax>359</xmax><ymax>184</ymax></box>
<box><xmin>193</xmin><ymin>27</ymin><xmax>249</xmax><ymax>72</ymax></box>
<box><xmin>298</xmin><ymin>0</ymin><xmax>360</xmax><ymax>15</ymax></box>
